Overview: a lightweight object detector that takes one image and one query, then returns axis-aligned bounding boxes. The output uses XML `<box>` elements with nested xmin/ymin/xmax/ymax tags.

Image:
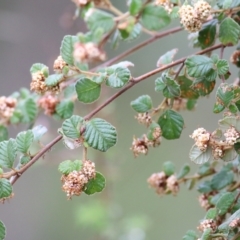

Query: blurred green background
<box><xmin>0</xmin><ymin>1</ymin><xmax>237</xmax><ymax>239</ymax></box>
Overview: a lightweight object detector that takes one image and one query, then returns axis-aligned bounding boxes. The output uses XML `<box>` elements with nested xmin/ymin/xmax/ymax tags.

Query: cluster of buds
<box><xmin>53</xmin><ymin>56</ymin><xmax>67</xmax><ymax>73</ymax></box>
<box><xmin>0</xmin><ymin>96</ymin><xmax>17</xmax><ymax>125</ymax></box>
<box><xmin>198</xmin><ymin>193</ymin><xmax>213</xmax><ymax>210</ymax></box>
<box><xmin>30</xmin><ymin>71</ymin><xmax>60</xmax><ymax>95</ymax></box>
<box><xmin>230</xmin><ymin>50</ymin><xmax>240</xmax><ymax>67</ymax></box>
<box><xmin>73</xmin><ymin>42</ymin><xmax>106</xmax><ymax>63</ymax></box>
<box><xmin>38</xmin><ymin>95</ymin><xmax>59</xmax><ymax>115</ymax></box>
<box><xmin>155</xmin><ymin>0</ymin><xmax>174</xmax><ymax>13</ymax></box>
<box><xmin>197</xmin><ymin>219</ymin><xmax>217</xmax><ymax>233</ymax></box>
<box><xmin>147</xmin><ymin>171</ymin><xmax>179</xmax><ymax>195</ymax></box>
<box><xmin>130</xmin><ymin>127</ymin><xmax>162</xmax><ymax>157</ymax></box>
<box><xmin>72</xmin><ymin>0</ymin><xmax>106</xmax><ymax>7</ymax></box>
<box><xmin>224</xmin><ymin>127</ymin><xmax>240</xmax><ymax>145</ymax></box>
<box><xmin>178</xmin><ymin>0</ymin><xmax>211</xmax><ymax>32</ymax></box>
<box><xmin>167</xmin><ymin>98</ymin><xmax>189</xmax><ymax>111</ymax></box>
<box><xmin>229</xmin><ymin>218</ymin><xmax>240</xmax><ymax>228</ymax></box>
<box><xmin>61</xmin><ymin>160</ymin><xmax>96</xmax><ymax>199</ymax></box>
<box><xmin>190</xmin><ymin>127</ymin><xmax>210</xmax><ymax>152</ymax></box>
<box><xmin>135</xmin><ymin>112</ymin><xmax>152</xmax><ymax>127</ymax></box>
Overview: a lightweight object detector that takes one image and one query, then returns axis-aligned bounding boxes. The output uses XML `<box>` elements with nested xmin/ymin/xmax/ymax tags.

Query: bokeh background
<box><xmin>0</xmin><ymin>1</ymin><xmax>237</xmax><ymax>239</ymax></box>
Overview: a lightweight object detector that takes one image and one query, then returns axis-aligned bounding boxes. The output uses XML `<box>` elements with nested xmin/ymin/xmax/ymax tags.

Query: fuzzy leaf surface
<box><xmin>0</xmin><ymin>139</ymin><xmax>17</xmax><ymax>168</ymax></box>
<box><xmin>56</xmin><ymin>100</ymin><xmax>74</xmax><ymax>119</ymax></box>
<box><xmin>62</xmin><ymin>115</ymin><xmax>84</xmax><ymax>139</ymax></box>
<box><xmin>84</xmin><ymin>172</ymin><xmax>106</xmax><ymax>195</ymax></box>
<box><xmin>58</xmin><ymin>160</ymin><xmax>82</xmax><ymax>175</ymax></box>
<box><xmin>0</xmin><ymin>221</ymin><xmax>6</xmax><ymax>240</ymax></box>
<box><xmin>0</xmin><ymin>178</ymin><xmax>12</xmax><ymax>199</ymax></box>
<box><xmin>189</xmin><ymin>145</ymin><xmax>212</xmax><ymax>164</ymax></box>
<box><xmin>130</xmin><ymin>95</ymin><xmax>153</xmax><ymax>113</ymax></box>
<box><xmin>16</xmin><ymin>130</ymin><xmax>34</xmax><ymax>153</ymax></box>
<box><xmin>216</xmin><ymin>192</ymin><xmax>235</xmax><ymax>215</ymax></box>
<box><xmin>106</xmin><ymin>67</ymin><xmax>131</xmax><ymax>88</ymax></box>
<box><xmin>45</xmin><ymin>74</ymin><xmax>64</xmax><ymax>86</ymax></box>
<box><xmin>0</xmin><ymin>126</ymin><xmax>8</xmax><ymax>142</ymax></box>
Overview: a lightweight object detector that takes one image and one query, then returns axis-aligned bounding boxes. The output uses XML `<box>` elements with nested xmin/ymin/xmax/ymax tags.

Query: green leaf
<box><xmin>0</xmin><ymin>139</ymin><xmax>17</xmax><ymax>168</ymax></box>
<box><xmin>211</xmin><ymin>170</ymin><xmax>234</xmax><ymax>190</ymax></box>
<box><xmin>0</xmin><ymin>126</ymin><xmax>8</xmax><ymax>142</ymax></box>
<box><xmin>189</xmin><ymin>145</ymin><xmax>212</xmax><ymax>164</ymax></box>
<box><xmin>58</xmin><ymin>160</ymin><xmax>82</xmax><ymax>175</ymax></box>
<box><xmin>163</xmin><ymin>161</ymin><xmax>175</xmax><ymax>176</ymax></box>
<box><xmin>129</xmin><ymin>0</ymin><xmax>142</xmax><ymax>15</ymax></box>
<box><xmin>213</xmin><ymin>102</ymin><xmax>225</xmax><ymax>113</ymax></box>
<box><xmin>30</xmin><ymin>63</ymin><xmax>49</xmax><ymax>77</ymax></box>
<box><xmin>62</xmin><ymin>115</ymin><xmax>84</xmax><ymax>139</ymax></box>
<box><xmin>198</xmin><ymin>162</ymin><xmax>212</xmax><ymax>175</ymax></box>
<box><xmin>0</xmin><ymin>220</ymin><xmax>6</xmax><ymax>240</ymax></box>
<box><xmin>158</xmin><ymin>109</ymin><xmax>184</xmax><ymax>139</ymax></box>
<box><xmin>56</xmin><ymin>100</ymin><xmax>74</xmax><ymax>119</ymax></box>
<box><xmin>216</xmin><ymin>84</ymin><xmax>234</xmax><ymax>107</ymax></box>
<box><xmin>84</xmin><ymin>172</ymin><xmax>106</xmax><ymax>195</ymax></box>
<box><xmin>75</xmin><ymin>77</ymin><xmax>101</xmax><ymax>103</ymax></box>
<box><xmin>185</xmin><ymin>55</ymin><xmax>214</xmax><ymax>78</ymax></box>
<box><xmin>187</xmin><ymin>99</ymin><xmax>197</xmax><ymax>110</ymax></box>
<box><xmin>197</xmin><ymin>181</ymin><xmax>212</xmax><ymax>193</ymax></box>
<box><xmin>201</xmin><ymin>229</ymin><xmax>211</xmax><ymax>240</ymax></box>
<box><xmin>219</xmin><ymin>116</ymin><xmax>240</xmax><ymax>131</ymax></box>
<box><xmin>60</xmin><ymin>35</ymin><xmax>78</xmax><ymax>66</ymax></box>
<box><xmin>219</xmin><ymin>17</ymin><xmax>240</xmax><ymax>45</ymax></box>
<box><xmin>198</xmin><ymin>20</ymin><xmax>217</xmax><ymax>49</ymax></box>
<box><xmin>130</xmin><ymin>95</ymin><xmax>153</xmax><ymax>113</ymax></box>
<box><xmin>182</xmin><ymin>230</ymin><xmax>198</xmax><ymax>240</ymax></box>
<box><xmin>155</xmin><ymin>74</ymin><xmax>180</xmax><ymax>98</ymax></box>
<box><xmin>170</xmin><ymin>6</ymin><xmax>180</xmax><ymax>19</ymax></box>
<box><xmin>141</xmin><ymin>4</ymin><xmax>171</xmax><ymax>30</ymax></box>
<box><xmin>106</xmin><ymin>67</ymin><xmax>131</xmax><ymax>88</ymax></box>
<box><xmin>45</xmin><ymin>74</ymin><xmax>64</xmax><ymax>86</ymax></box>
<box><xmin>216</xmin><ymin>59</ymin><xmax>229</xmax><ymax>76</ymax></box>
<box><xmin>229</xmin><ymin>104</ymin><xmax>238</xmax><ymax>114</ymax></box>
<box><xmin>86</xmin><ymin>10</ymin><xmax>115</xmax><ymax>33</ymax></box>
<box><xmin>16</xmin><ymin>130</ymin><xmax>34</xmax><ymax>153</ymax></box>
<box><xmin>157</xmin><ymin>48</ymin><xmax>178</xmax><ymax>67</ymax></box>
<box><xmin>20</xmin><ymin>155</ymin><xmax>31</xmax><ymax>165</ymax></box>
<box><xmin>84</xmin><ymin>118</ymin><xmax>117</xmax><ymax>152</ymax></box>
<box><xmin>177</xmin><ymin>75</ymin><xmax>199</xmax><ymax>99</ymax></box>
<box><xmin>221</xmin><ymin>148</ymin><xmax>238</xmax><ymax>162</ymax></box>
<box><xmin>205</xmin><ymin>208</ymin><xmax>218</xmax><ymax>220</ymax></box>
<box><xmin>218</xmin><ymin>209</ymin><xmax>240</xmax><ymax>231</ymax></box>
<box><xmin>21</xmin><ymin>98</ymin><xmax>38</xmax><ymax>123</ymax></box>
<box><xmin>216</xmin><ymin>192</ymin><xmax>235</xmax><ymax>215</ymax></box>
<box><xmin>0</xmin><ymin>178</ymin><xmax>12</xmax><ymax>199</ymax></box>
<box><xmin>192</xmin><ymin>79</ymin><xmax>216</xmax><ymax>96</ymax></box>
<box><xmin>32</xmin><ymin>125</ymin><xmax>48</xmax><ymax>141</ymax></box>
<box><xmin>177</xmin><ymin>164</ymin><xmax>190</xmax><ymax>179</ymax></box>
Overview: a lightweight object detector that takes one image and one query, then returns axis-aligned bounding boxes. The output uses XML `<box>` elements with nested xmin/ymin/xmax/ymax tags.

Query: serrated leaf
<box><xmin>155</xmin><ymin>75</ymin><xmax>180</xmax><ymax>98</ymax></box>
<box><xmin>158</xmin><ymin>109</ymin><xmax>184</xmax><ymax>139</ymax></box>
<box><xmin>211</xmin><ymin>170</ymin><xmax>234</xmax><ymax>190</ymax></box>
<box><xmin>187</xmin><ymin>99</ymin><xmax>197</xmax><ymax>110</ymax></box>
<box><xmin>182</xmin><ymin>230</ymin><xmax>198</xmax><ymax>240</ymax></box>
<box><xmin>56</xmin><ymin>100</ymin><xmax>74</xmax><ymax>119</ymax></box>
<box><xmin>60</xmin><ymin>35</ymin><xmax>78</xmax><ymax>66</ymax></box>
<box><xmin>84</xmin><ymin>172</ymin><xmax>106</xmax><ymax>195</ymax></box>
<box><xmin>229</xmin><ymin>104</ymin><xmax>238</xmax><ymax>114</ymax></box>
<box><xmin>106</xmin><ymin>67</ymin><xmax>131</xmax><ymax>88</ymax></box>
<box><xmin>62</xmin><ymin>115</ymin><xmax>84</xmax><ymax>139</ymax></box>
<box><xmin>129</xmin><ymin>0</ymin><xmax>142</xmax><ymax>15</ymax></box>
<box><xmin>45</xmin><ymin>74</ymin><xmax>64</xmax><ymax>86</ymax></box>
<box><xmin>157</xmin><ymin>48</ymin><xmax>178</xmax><ymax>67</ymax></box>
<box><xmin>130</xmin><ymin>95</ymin><xmax>153</xmax><ymax>113</ymax></box>
<box><xmin>197</xmin><ymin>181</ymin><xmax>212</xmax><ymax>193</ymax></box>
<box><xmin>75</xmin><ymin>78</ymin><xmax>101</xmax><ymax>103</ymax></box>
<box><xmin>185</xmin><ymin>55</ymin><xmax>214</xmax><ymax>78</ymax></box>
<box><xmin>141</xmin><ymin>4</ymin><xmax>171</xmax><ymax>30</ymax></box>
<box><xmin>198</xmin><ymin>20</ymin><xmax>217</xmax><ymax>49</ymax></box>
<box><xmin>16</xmin><ymin>130</ymin><xmax>34</xmax><ymax>153</ymax></box>
<box><xmin>189</xmin><ymin>145</ymin><xmax>212</xmax><ymax>164</ymax></box>
<box><xmin>216</xmin><ymin>59</ymin><xmax>229</xmax><ymax>75</ymax></box>
<box><xmin>30</xmin><ymin>63</ymin><xmax>49</xmax><ymax>77</ymax></box>
<box><xmin>170</xmin><ymin>6</ymin><xmax>180</xmax><ymax>19</ymax></box>
<box><xmin>219</xmin><ymin>17</ymin><xmax>240</xmax><ymax>45</ymax></box>
<box><xmin>32</xmin><ymin>125</ymin><xmax>47</xmax><ymax>141</ymax></box>
<box><xmin>0</xmin><ymin>139</ymin><xmax>17</xmax><ymax>168</ymax></box>
<box><xmin>218</xmin><ymin>208</ymin><xmax>240</xmax><ymax>231</ymax></box>
<box><xmin>192</xmin><ymin>79</ymin><xmax>215</xmax><ymax>96</ymax></box>
<box><xmin>177</xmin><ymin>75</ymin><xmax>199</xmax><ymax>99</ymax></box>
<box><xmin>221</xmin><ymin>148</ymin><xmax>238</xmax><ymax>162</ymax></box>
<box><xmin>163</xmin><ymin>161</ymin><xmax>175</xmax><ymax>176</ymax></box>
<box><xmin>205</xmin><ymin>208</ymin><xmax>218</xmax><ymax>220</ymax></box>
<box><xmin>21</xmin><ymin>98</ymin><xmax>37</xmax><ymax>123</ymax></box>
<box><xmin>86</xmin><ymin>9</ymin><xmax>115</xmax><ymax>33</ymax></box>
<box><xmin>219</xmin><ymin>116</ymin><xmax>240</xmax><ymax>131</ymax></box>
<box><xmin>20</xmin><ymin>155</ymin><xmax>31</xmax><ymax>165</ymax></box>
<box><xmin>216</xmin><ymin>84</ymin><xmax>234</xmax><ymax>107</ymax></box>
<box><xmin>0</xmin><ymin>178</ymin><xmax>12</xmax><ymax>199</ymax></box>
<box><xmin>84</xmin><ymin>118</ymin><xmax>117</xmax><ymax>152</ymax></box>
<box><xmin>0</xmin><ymin>220</ymin><xmax>6</xmax><ymax>240</ymax></box>
<box><xmin>58</xmin><ymin>160</ymin><xmax>82</xmax><ymax>175</ymax></box>
<box><xmin>201</xmin><ymin>229</ymin><xmax>211</xmax><ymax>240</ymax></box>
<box><xmin>213</xmin><ymin>102</ymin><xmax>225</xmax><ymax>113</ymax></box>
<box><xmin>0</xmin><ymin>126</ymin><xmax>8</xmax><ymax>142</ymax></box>
<box><xmin>177</xmin><ymin>164</ymin><xmax>190</xmax><ymax>179</ymax></box>
<box><xmin>125</xmin><ymin>23</ymin><xmax>142</xmax><ymax>41</ymax></box>
<box><xmin>64</xmin><ymin>84</ymin><xmax>76</xmax><ymax>98</ymax></box>
<box><xmin>216</xmin><ymin>192</ymin><xmax>235</xmax><ymax>215</ymax></box>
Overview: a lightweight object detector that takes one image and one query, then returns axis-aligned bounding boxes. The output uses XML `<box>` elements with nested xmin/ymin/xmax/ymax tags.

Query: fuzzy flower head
<box><xmin>147</xmin><ymin>171</ymin><xmax>167</xmax><ymax>195</ymax></box>
<box><xmin>53</xmin><ymin>56</ymin><xmax>67</xmax><ymax>73</ymax></box>
<box><xmin>194</xmin><ymin>0</ymin><xmax>211</xmax><ymax>21</ymax></box>
<box><xmin>155</xmin><ymin>0</ymin><xmax>174</xmax><ymax>13</ymax></box>
<box><xmin>190</xmin><ymin>127</ymin><xmax>210</xmax><ymax>151</ymax></box>
<box><xmin>130</xmin><ymin>136</ymin><xmax>148</xmax><ymax>157</ymax></box>
<box><xmin>0</xmin><ymin>96</ymin><xmax>17</xmax><ymax>125</ymax></box>
<box><xmin>198</xmin><ymin>194</ymin><xmax>211</xmax><ymax>210</ymax></box>
<box><xmin>229</xmin><ymin>218</ymin><xmax>240</xmax><ymax>228</ymax></box>
<box><xmin>197</xmin><ymin>219</ymin><xmax>217</xmax><ymax>233</ymax></box>
<box><xmin>38</xmin><ymin>95</ymin><xmax>59</xmax><ymax>115</ymax></box>
<box><xmin>135</xmin><ymin>112</ymin><xmax>152</xmax><ymax>127</ymax></box>
<box><xmin>166</xmin><ymin>175</ymin><xmax>179</xmax><ymax>195</ymax></box>
<box><xmin>224</xmin><ymin>127</ymin><xmax>240</xmax><ymax>145</ymax></box>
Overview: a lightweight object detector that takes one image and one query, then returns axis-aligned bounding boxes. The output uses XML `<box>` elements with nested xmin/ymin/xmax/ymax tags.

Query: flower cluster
<box><xmin>30</xmin><ymin>71</ymin><xmax>60</xmax><ymax>95</ymax></box>
<box><xmin>72</xmin><ymin>0</ymin><xmax>105</xmax><ymax>7</ymax></box>
<box><xmin>0</xmin><ymin>96</ymin><xmax>17</xmax><ymax>125</ymax></box>
<box><xmin>178</xmin><ymin>0</ymin><xmax>211</xmax><ymax>32</ymax></box>
<box><xmin>229</xmin><ymin>218</ymin><xmax>240</xmax><ymax>228</ymax></box>
<box><xmin>53</xmin><ymin>56</ymin><xmax>67</xmax><ymax>73</ymax></box>
<box><xmin>73</xmin><ymin>42</ymin><xmax>106</xmax><ymax>63</ymax></box>
<box><xmin>38</xmin><ymin>95</ymin><xmax>59</xmax><ymax>115</ymax></box>
<box><xmin>155</xmin><ymin>0</ymin><xmax>174</xmax><ymax>13</ymax></box>
<box><xmin>61</xmin><ymin>160</ymin><xmax>96</xmax><ymax>199</ymax></box>
<box><xmin>130</xmin><ymin>127</ymin><xmax>162</xmax><ymax>157</ymax></box>
<box><xmin>135</xmin><ymin>112</ymin><xmax>152</xmax><ymax>127</ymax></box>
<box><xmin>190</xmin><ymin>127</ymin><xmax>210</xmax><ymax>151</ymax></box>
<box><xmin>224</xmin><ymin>127</ymin><xmax>240</xmax><ymax>145</ymax></box>
<box><xmin>197</xmin><ymin>219</ymin><xmax>217</xmax><ymax>233</ymax></box>
<box><xmin>198</xmin><ymin>193</ymin><xmax>212</xmax><ymax>210</ymax></box>
<box><xmin>147</xmin><ymin>171</ymin><xmax>179</xmax><ymax>195</ymax></box>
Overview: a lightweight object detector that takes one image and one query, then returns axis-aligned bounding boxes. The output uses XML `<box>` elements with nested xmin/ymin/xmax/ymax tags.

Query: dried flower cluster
<box><xmin>197</xmin><ymin>219</ymin><xmax>217</xmax><ymax>233</ymax></box>
<box><xmin>53</xmin><ymin>56</ymin><xmax>67</xmax><ymax>73</ymax></box>
<box><xmin>198</xmin><ymin>193</ymin><xmax>213</xmax><ymax>210</ymax></box>
<box><xmin>147</xmin><ymin>171</ymin><xmax>179</xmax><ymax>195</ymax></box>
<box><xmin>61</xmin><ymin>160</ymin><xmax>96</xmax><ymax>199</ymax></box>
<box><xmin>190</xmin><ymin>127</ymin><xmax>210</xmax><ymax>151</ymax></box>
<box><xmin>178</xmin><ymin>0</ymin><xmax>211</xmax><ymax>32</ymax></box>
<box><xmin>155</xmin><ymin>0</ymin><xmax>174</xmax><ymax>13</ymax></box>
<box><xmin>230</xmin><ymin>50</ymin><xmax>240</xmax><ymax>67</ymax></box>
<box><xmin>30</xmin><ymin>71</ymin><xmax>60</xmax><ymax>95</ymax></box>
<box><xmin>167</xmin><ymin>98</ymin><xmax>188</xmax><ymax>111</ymax></box>
<box><xmin>73</xmin><ymin>42</ymin><xmax>106</xmax><ymax>63</ymax></box>
<box><xmin>135</xmin><ymin>112</ymin><xmax>152</xmax><ymax>127</ymax></box>
<box><xmin>229</xmin><ymin>218</ymin><xmax>240</xmax><ymax>228</ymax></box>
<box><xmin>0</xmin><ymin>96</ymin><xmax>17</xmax><ymax>125</ymax></box>
<box><xmin>38</xmin><ymin>95</ymin><xmax>59</xmax><ymax>115</ymax></box>
<box><xmin>130</xmin><ymin>127</ymin><xmax>162</xmax><ymax>157</ymax></box>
